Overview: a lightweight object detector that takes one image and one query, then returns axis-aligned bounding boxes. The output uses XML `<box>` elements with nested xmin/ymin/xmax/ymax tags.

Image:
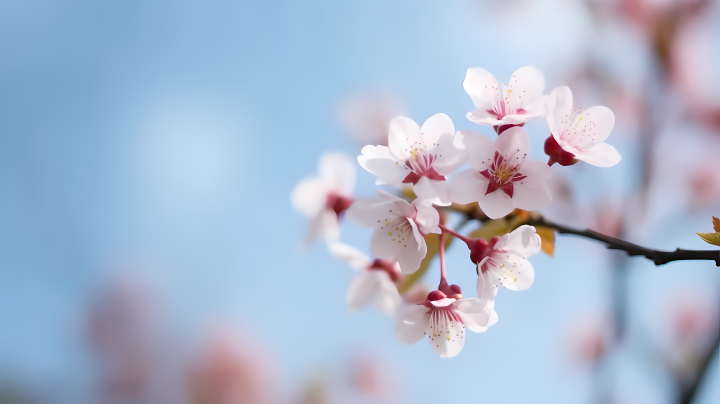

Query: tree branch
<box><xmin>679</xmin><ymin>327</ymin><xmax>720</xmax><ymax>404</ymax></box>
<box><xmin>525</xmin><ymin>216</ymin><xmax>720</xmax><ymax>267</ymax></box>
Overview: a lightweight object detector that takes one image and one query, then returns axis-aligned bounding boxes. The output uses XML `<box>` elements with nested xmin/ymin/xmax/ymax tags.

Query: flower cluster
<box><xmin>292</xmin><ymin>66</ymin><xmax>621</xmax><ymax>358</ymax></box>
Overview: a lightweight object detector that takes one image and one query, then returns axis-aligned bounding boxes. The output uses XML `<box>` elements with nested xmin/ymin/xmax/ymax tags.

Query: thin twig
<box><xmin>524</xmin><ymin>216</ymin><xmax>720</xmax><ymax>267</ymax></box>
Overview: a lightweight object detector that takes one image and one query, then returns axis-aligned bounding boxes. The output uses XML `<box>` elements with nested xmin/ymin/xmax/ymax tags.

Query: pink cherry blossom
<box><xmin>463</xmin><ymin>66</ymin><xmax>547</xmax><ymax>129</ymax></box>
<box><xmin>358</xmin><ymin>113</ymin><xmax>467</xmax><ymax>205</ymax></box>
<box><xmin>328</xmin><ymin>242</ymin><xmax>402</xmax><ymax>316</ymax></box>
<box><xmin>291</xmin><ymin>153</ymin><xmax>356</xmax><ymax>248</ymax></box>
<box><xmin>346</xmin><ymin>191</ymin><xmax>440</xmax><ymax>274</ymax></box>
<box><xmin>470</xmin><ymin>225</ymin><xmax>542</xmax><ymax>304</ymax></box>
<box><xmin>545</xmin><ymin>86</ymin><xmax>621</xmax><ymax>167</ymax></box>
<box><xmin>450</xmin><ymin>127</ymin><xmax>552</xmax><ymax>219</ymax></box>
<box><xmin>395</xmin><ymin>290</ymin><xmax>495</xmax><ymax>358</ymax></box>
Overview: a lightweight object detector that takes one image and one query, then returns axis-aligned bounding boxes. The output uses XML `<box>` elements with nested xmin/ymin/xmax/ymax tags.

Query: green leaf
<box><xmin>399</xmin><ymin>232</ymin><xmax>453</xmax><ymax>294</ymax></box>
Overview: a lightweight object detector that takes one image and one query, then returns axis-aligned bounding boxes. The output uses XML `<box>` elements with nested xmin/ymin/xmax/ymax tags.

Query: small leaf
<box><xmin>535</xmin><ymin>226</ymin><xmax>556</xmax><ymax>256</ymax></box>
<box><xmin>469</xmin><ymin>219</ymin><xmax>512</xmax><ymax>241</ymax></box>
<box><xmin>697</xmin><ymin>232</ymin><xmax>720</xmax><ymax>247</ymax></box>
<box><xmin>713</xmin><ymin>216</ymin><xmax>720</xmax><ymax>233</ymax></box>
<box><xmin>399</xmin><ymin>233</ymin><xmax>453</xmax><ymax>294</ymax></box>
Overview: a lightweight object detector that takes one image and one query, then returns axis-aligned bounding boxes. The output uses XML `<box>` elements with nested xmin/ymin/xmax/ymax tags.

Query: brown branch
<box><xmin>679</xmin><ymin>327</ymin><xmax>720</xmax><ymax>404</ymax></box>
<box><xmin>524</xmin><ymin>216</ymin><xmax>720</xmax><ymax>267</ymax></box>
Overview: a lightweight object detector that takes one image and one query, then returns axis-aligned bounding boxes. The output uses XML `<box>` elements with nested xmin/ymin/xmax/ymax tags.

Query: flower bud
<box><xmin>544</xmin><ymin>135</ymin><xmax>577</xmax><ymax>166</ymax></box>
<box><xmin>426</xmin><ymin>290</ymin><xmax>447</xmax><ymax>301</ymax></box>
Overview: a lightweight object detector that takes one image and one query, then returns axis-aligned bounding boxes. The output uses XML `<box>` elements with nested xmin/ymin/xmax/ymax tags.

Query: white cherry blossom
<box><xmin>545</xmin><ymin>86</ymin><xmax>621</xmax><ymax>167</ymax></box>
<box><xmin>328</xmin><ymin>242</ymin><xmax>402</xmax><ymax>316</ymax></box>
<box><xmin>291</xmin><ymin>153</ymin><xmax>355</xmax><ymax>248</ymax></box>
<box><xmin>358</xmin><ymin>113</ymin><xmax>467</xmax><ymax>205</ymax></box>
<box><xmin>463</xmin><ymin>66</ymin><xmax>546</xmax><ymax>128</ymax></box>
<box><xmin>395</xmin><ymin>293</ymin><xmax>495</xmax><ymax>358</ymax></box>
<box><xmin>450</xmin><ymin>127</ymin><xmax>552</xmax><ymax>219</ymax></box>
<box><xmin>471</xmin><ymin>225</ymin><xmax>542</xmax><ymax>304</ymax></box>
<box><xmin>346</xmin><ymin>191</ymin><xmax>440</xmax><ymax>274</ymax></box>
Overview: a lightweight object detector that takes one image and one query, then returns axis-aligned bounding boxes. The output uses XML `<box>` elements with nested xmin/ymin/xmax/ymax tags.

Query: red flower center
<box><xmin>479</xmin><ymin>151</ymin><xmax>527</xmax><ymax>198</ymax></box>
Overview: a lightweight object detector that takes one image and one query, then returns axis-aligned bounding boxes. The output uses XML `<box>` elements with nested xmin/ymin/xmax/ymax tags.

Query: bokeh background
<box><xmin>0</xmin><ymin>0</ymin><xmax>718</xmax><ymax>403</ymax></box>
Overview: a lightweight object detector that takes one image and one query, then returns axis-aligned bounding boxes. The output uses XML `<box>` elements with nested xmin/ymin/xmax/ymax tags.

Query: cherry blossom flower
<box><xmin>544</xmin><ymin>86</ymin><xmax>621</xmax><ymax>167</ymax></box>
<box><xmin>358</xmin><ymin>113</ymin><xmax>467</xmax><ymax>205</ymax></box>
<box><xmin>346</xmin><ymin>191</ymin><xmax>440</xmax><ymax>274</ymax></box>
<box><xmin>450</xmin><ymin>127</ymin><xmax>552</xmax><ymax>219</ymax></box>
<box><xmin>395</xmin><ymin>287</ymin><xmax>495</xmax><ymax>358</ymax></box>
<box><xmin>291</xmin><ymin>153</ymin><xmax>356</xmax><ymax>248</ymax></box>
<box><xmin>469</xmin><ymin>225</ymin><xmax>542</xmax><ymax>304</ymax></box>
<box><xmin>328</xmin><ymin>242</ymin><xmax>402</xmax><ymax>316</ymax></box>
<box><xmin>463</xmin><ymin>66</ymin><xmax>547</xmax><ymax>131</ymax></box>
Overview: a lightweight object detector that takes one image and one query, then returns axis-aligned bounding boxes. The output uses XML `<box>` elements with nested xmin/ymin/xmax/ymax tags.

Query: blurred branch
<box><xmin>523</xmin><ymin>216</ymin><xmax>720</xmax><ymax>267</ymax></box>
<box><xmin>679</xmin><ymin>328</ymin><xmax>720</xmax><ymax>404</ymax></box>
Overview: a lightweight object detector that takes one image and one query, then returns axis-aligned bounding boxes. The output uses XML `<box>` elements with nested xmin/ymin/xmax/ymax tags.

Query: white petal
<box><xmin>419</xmin><ymin>113</ymin><xmax>455</xmax><ymax>149</ymax></box>
<box><xmin>300</xmin><ymin>210</ymin><xmax>339</xmax><ymax>250</ymax></box>
<box><xmin>411</xmin><ymin>199</ymin><xmax>441</xmax><ymax>234</ymax></box>
<box><xmin>453</xmin><ymin>298</ymin><xmax>491</xmax><ymax>333</ymax></box>
<box><xmin>547</xmin><ymin>86</ymin><xmax>574</xmax><ymax>137</ymax></box>
<box><xmin>576</xmin><ymin>142</ymin><xmax>621</xmax><ymax>168</ymax></box>
<box><xmin>328</xmin><ymin>242</ymin><xmax>371</xmax><ymax>270</ymax></box>
<box><xmin>388</xmin><ymin>116</ymin><xmax>421</xmax><ymax>161</ymax></box>
<box><xmin>413</xmin><ymin>177</ymin><xmax>452</xmax><ymax>206</ymax></box>
<box><xmin>450</xmin><ymin>169</ymin><xmax>488</xmax><ymax>205</ymax></box>
<box><xmin>478</xmin><ymin>188</ymin><xmax>515</xmax><ymax>219</ymax></box>
<box><xmin>575</xmin><ymin>106</ymin><xmax>615</xmax><ymax>147</ymax></box>
<box><xmin>471</xmin><ymin>305</ymin><xmax>499</xmax><ymax>333</ymax></box>
<box><xmin>345</xmin><ymin>193</ymin><xmax>413</xmax><ymax>228</ymax></box>
<box><xmin>507</xmin><ymin>66</ymin><xmax>545</xmax><ymax>112</ymax></box>
<box><xmin>429</xmin><ymin>298</ymin><xmax>456</xmax><ymax>308</ymax></box>
<box><xmin>494</xmin><ymin>255</ymin><xmax>535</xmax><ymax>291</ymax></box>
<box><xmin>432</xmin><ymin>131</ymin><xmax>468</xmax><ymax>176</ymax></box>
<box><xmin>428</xmin><ymin>314</ymin><xmax>466</xmax><ymax>358</ymax></box>
<box><xmin>494</xmin><ymin>126</ymin><xmax>530</xmax><ymax>165</ymax></box>
<box><xmin>475</xmin><ymin>269</ymin><xmax>498</xmax><ymax>304</ymax></box>
<box><xmin>346</xmin><ymin>272</ymin><xmax>381</xmax><ymax>312</ymax></box>
<box><xmin>291</xmin><ymin>178</ymin><xmax>330</xmax><ymax>217</ymax></box>
<box><xmin>520</xmin><ymin>159</ymin><xmax>553</xmax><ymax>180</ymax></box>
<box><xmin>458</xmin><ymin>129</ymin><xmax>494</xmax><ymax>170</ymax></box>
<box><xmin>497</xmin><ymin>225</ymin><xmax>542</xmax><ymax>257</ymax></box>
<box><xmin>374</xmin><ymin>272</ymin><xmax>402</xmax><ymax>316</ymax></box>
<box><xmin>512</xmin><ymin>160</ymin><xmax>552</xmax><ymax>212</ymax></box>
<box><xmin>467</xmin><ymin>109</ymin><xmax>502</xmax><ymax>125</ymax></box>
<box><xmin>357</xmin><ymin>145</ymin><xmax>407</xmax><ymax>185</ymax></box>
<box><xmin>463</xmin><ymin>67</ymin><xmax>499</xmax><ymax>110</ymax></box>
<box><xmin>319</xmin><ymin>152</ymin><xmax>356</xmax><ymax>195</ymax></box>
<box><xmin>369</xmin><ymin>220</ymin><xmax>426</xmax><ymax>274</ymax></box>
<box><xmin>395</xmin><ymin>304</ymin><xmax>430</xmax><ymax>344</ymax></box>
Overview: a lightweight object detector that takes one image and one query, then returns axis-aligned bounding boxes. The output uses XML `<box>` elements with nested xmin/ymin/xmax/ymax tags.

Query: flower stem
<box><xmin>439</xmin><ymin>231</ymin><xmax>446</xmax><ymax>282</ymax></box>
<box><xmin>439</xmin><ymin>224</ymin><xmax>472</xmax><ymax>244</ymax></box>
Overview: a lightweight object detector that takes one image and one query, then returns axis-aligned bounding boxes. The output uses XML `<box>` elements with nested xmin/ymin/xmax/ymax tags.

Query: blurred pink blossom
<box><xmin>188</xmin><ymin>329</ymin><xmax>275</xmax><ymax>404</ymax></box>
<box><xmin>687</xmin><ymin>162</ymin><xmax>720</xmax><ymax>208</ymax></box>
